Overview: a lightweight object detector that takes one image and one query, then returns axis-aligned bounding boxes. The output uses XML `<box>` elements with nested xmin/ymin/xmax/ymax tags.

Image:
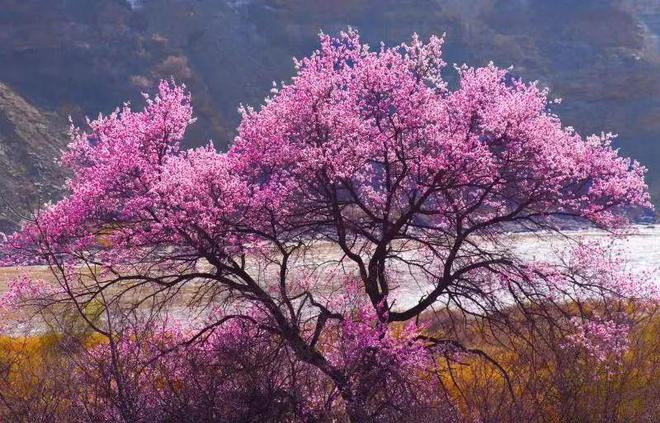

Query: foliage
<box><xmin>0</xmin><ymin>304</ymin><xmax>656</xmax><ymax>422</ymax></box>
<box><xmin>434</xmin><ymin>303</ymin><xmax>660</xmax><ymax>422</ymax></box>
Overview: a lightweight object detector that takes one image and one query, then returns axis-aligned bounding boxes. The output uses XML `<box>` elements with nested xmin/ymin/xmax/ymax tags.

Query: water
<box><xmin>1</xmin><ymin>226</ymin><xmax>658</xmax><ymax>335</ymax></box>
<box><xmin>510</xmin><ymin>225</ymin><xmax>660</xmax><ymax>273</ymax></box>
<box><xmin>358</xmin><ymin>225</ymin><xmax>660</xmax><ymax>310</ymax></box>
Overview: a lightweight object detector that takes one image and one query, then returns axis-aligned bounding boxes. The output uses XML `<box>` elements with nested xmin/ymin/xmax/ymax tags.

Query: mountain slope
<box><xmin>0</xmin><ymin>83</ymin><xmax>67</xmax><ymax>233</ymax></box>
<box><xmin>0</xmin><ymin>0</ymin><xmax>658</xmax><ymax>225</ymax></box>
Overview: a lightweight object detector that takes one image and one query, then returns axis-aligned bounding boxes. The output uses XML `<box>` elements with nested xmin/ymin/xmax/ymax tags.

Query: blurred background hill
<box><xmin>0</xmin><ymin>0</ymin><xmax>658</xmax><ymax>230</ymax></box>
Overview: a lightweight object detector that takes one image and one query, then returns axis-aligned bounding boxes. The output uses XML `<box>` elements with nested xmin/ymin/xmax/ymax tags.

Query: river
<box><xmin>1</xmin><ymin>225</ymin><xmax>658</xmax><ymax>335</ymax></box>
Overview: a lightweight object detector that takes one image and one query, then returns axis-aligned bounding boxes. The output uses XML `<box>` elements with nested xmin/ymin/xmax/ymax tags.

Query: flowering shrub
<box><xmin>564</xmin><ymin>317</ymin><xmax>630</xmax><ymax>365</ymax></box>
<box><xmin>0</xmin><ymin>275</ymin><xmax>55</xmax><ymax>312</ymax></box>
<box><xmin>72</xmin><ymin>319</ymin><xmax>319</xmax><ymax>422</ymax></box>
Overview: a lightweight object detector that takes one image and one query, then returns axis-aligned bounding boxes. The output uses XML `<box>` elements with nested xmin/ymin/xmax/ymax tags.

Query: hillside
<box><xmin>0</xmin><ymin>83</ymin><xmax>67</xmax><ymax>233</ymax></box>
<box><xmin>0</xmin><ymin>0</ymin><xmax>658</xmax><ymax>228</ymax></box>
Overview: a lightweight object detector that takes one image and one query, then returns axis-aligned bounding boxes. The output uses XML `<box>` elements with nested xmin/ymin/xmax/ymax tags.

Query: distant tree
<box><xmin>2</xmin><ymin>30</ymin><xmax>654</xmax><ymax>422</ymax></box>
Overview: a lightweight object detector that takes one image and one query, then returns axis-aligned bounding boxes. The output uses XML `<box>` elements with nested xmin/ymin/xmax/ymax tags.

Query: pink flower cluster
<box><xmin>564</xmin><ymin>317</ymin><xmax>630</xmax><ymax>365</ymax></box>
<box><xmin>0</xmin><ymin>274</ymin><xmax>56</xmax><ymax>312</ymax></box>
<box><xmin>327</xmin><ymin>305</ymin><xmax>445</xmax><ymax>411</ymax></box>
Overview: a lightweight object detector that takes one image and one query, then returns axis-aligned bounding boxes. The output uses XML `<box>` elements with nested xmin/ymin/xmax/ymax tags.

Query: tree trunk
<box><xmin>343</xmin><ymin>396</ymin><xmax>368</xmax><ymax>423</ymax></box>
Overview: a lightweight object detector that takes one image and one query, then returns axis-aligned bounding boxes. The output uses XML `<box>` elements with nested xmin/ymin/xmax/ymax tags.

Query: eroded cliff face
<box><xmin>0</xmin><ymin>0</ymin><xmax>658</xmax><ymax>228</ymax></box>
<box><xmin>0</xmin><ymin>83</ymin><xmax>67</xmax><ymax>233</ymax></box>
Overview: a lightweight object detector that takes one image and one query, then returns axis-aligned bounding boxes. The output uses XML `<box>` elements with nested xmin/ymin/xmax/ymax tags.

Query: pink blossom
<box><xmin>0</xmin><ymin>30</ymin><xmax>653</xmax><ymax>421</ymax></box>
<box><xmin>564</xmin><ymin>317</ymin><xmax>630</xmax><ymax>365</ymax></box>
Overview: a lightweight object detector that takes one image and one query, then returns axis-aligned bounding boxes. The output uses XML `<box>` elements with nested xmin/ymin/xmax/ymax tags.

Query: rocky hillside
<box><xmin>0</xmin><ymin>83</ymin><xmax>67</xmax><ymax>233</ymax></box>
<box><xmin>0</xmin><ymin>0</ymin><xmax>658</xmax><ymax>228</ymax></box>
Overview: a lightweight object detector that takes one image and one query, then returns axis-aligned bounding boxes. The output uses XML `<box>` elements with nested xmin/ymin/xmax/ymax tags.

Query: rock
<box><xmin>0</xmin><ymin>83</ymin><xmax>68</xmax><ymax>231</ymax></box>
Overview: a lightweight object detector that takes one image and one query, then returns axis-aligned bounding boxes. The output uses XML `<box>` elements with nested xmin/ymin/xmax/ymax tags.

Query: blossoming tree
<box><xmin>2</xmin><ymin>30</ymin><xmax>654</xmax><ymax>422</ymax></box>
